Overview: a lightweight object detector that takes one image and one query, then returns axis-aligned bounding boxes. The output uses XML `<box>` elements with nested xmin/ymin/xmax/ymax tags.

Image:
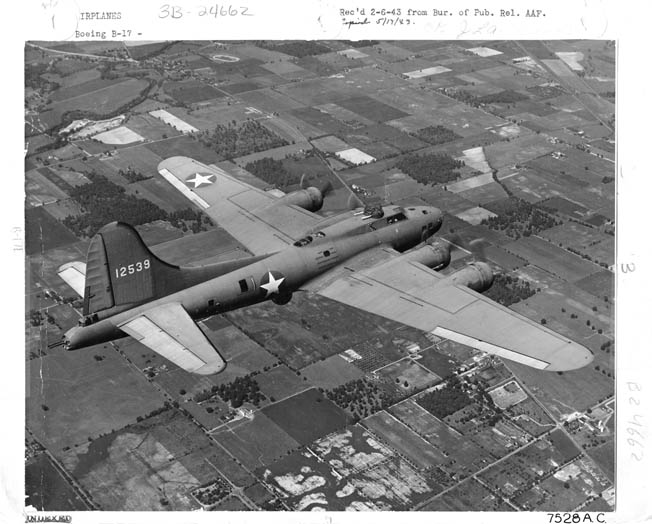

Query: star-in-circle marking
<box><xmin>185</xmin><ymin>172</ymin><xmax>216</xmax><ymax>188</ymax></box>
<box><xmin>260</xmin><ymin>271</ymin><xmax>286</xmax><ymax>297</ymax></box>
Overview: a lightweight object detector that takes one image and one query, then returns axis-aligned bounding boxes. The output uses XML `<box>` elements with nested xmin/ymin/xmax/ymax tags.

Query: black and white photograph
<box><xmin>11</xmin><ymin>1</ymin><xmax>650</xmax><ymax>521</ymax></box>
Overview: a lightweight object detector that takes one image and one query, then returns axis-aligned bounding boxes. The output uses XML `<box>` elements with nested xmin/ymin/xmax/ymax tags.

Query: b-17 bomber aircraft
<box><xmin>60</xmin><ymin>156</ymin><xmax>593</xmax><ymax>375</ymax></box>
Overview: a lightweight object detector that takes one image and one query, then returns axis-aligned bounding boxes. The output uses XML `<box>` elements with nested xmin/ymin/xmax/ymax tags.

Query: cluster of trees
<box><xmin>416</xmin><ymin>376</ymin><xmax>472</xmax><ymax>419</ymax></box>
<box><xmin>62</xmin><ymin>172</ymin><xmax>212</xmax><ymax>237</ymax></box>
<box><xmin>244</xmin><ymin>157</ymin><xmax>301</xmax><ymax>190</ymax></box>
<box><xmin>255</xmin><ymin>41</ymin><xmax>331</xmax><ymax>58</ymax></box>
<box><xmin>25</xmin><ymin>63</ymin><xmax>59</xmax><ymax>92</ymax></box>
<box><xmin>484</xmin><ymin>273</ymin><xmax>536</xmax><ymax>307</ymax></box>
<box><xmin>439</xmin><ymin>87</ymin><xmax>528</xmax><ymax>108</ymax></box>
<box><xmin>193</xmin><ymin>479</ymin><xmax>231</xmax><ymax>507</ymax></box>
<box><xmin>396</xmin><ymin>153</ymin><xmax>464</xmax><ymax>186</ymax></box>
<box><xmin>168</xmin><ymin>208</ymin><xmax>212</xmax><ymax>233</ymax></box>
<box><xmin>482</xmin><ymin>198</ymin><xmax>561</xmax><ymax>238</ymax></box>
<box><xmin>342</xmin><ymin>40</ymin><xmax>379</xmax><ymax>48</ymax></box>
<box><xmin>194</xmin><ymin>374</ymin><xmax>265</xmax><ymax>408</ymax></box>
<box><xmin>413</xmin><ymin>125</ymin><xmax>461</xmax><ymax>145</ymax></box>
<box><xmin>476</xmin><ymin>90</ymin><xmax>529</xmax><ymax>104</ymax></box>
<box><xmin>326</xmin><ymin>378</ymin><xmax>391</xmax><ymax>420</ymax></box>
<box><xmin>135</xmin><ymin>403</ymin><xmax>172</xmax><ymax>423</ymax></box>
<box><xmin>28</xmin><ymin>309</ymin><xmax>43</xmax><ymax>327</ymax></box>
<box><xmin>63</xmin><ymin>172</ymin><xmax>168</xmax><ymax>237</ymax></box>
<box><xmin>199</xmin><ymin>120</ymin><xmax>288</xmax><ymax>160</ymax></box>
<box><xmin>118</xmin><ymin>167</ymin><xmax>151</xmax><ymax>183</ymax></box>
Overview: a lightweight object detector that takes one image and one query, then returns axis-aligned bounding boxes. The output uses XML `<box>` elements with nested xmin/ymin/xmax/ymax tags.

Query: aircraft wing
<box><xmin>158</xmin><ymin>156</ymin><xmax>322</xmax><ymax>255</ymax></box>
<box><xmin>310</xmin><ymin>256</ymin><xmax>593</xmax><ymax>372</ymax></box>
<box><xmin>118</xmin><ymin>302</ymin><xmax>226</xmax><ymax>375</ymax></box>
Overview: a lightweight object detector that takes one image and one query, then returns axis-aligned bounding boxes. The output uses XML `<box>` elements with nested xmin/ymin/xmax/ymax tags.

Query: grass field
<box><xmin>26</xmin><ymin>345</ymin><xmax>166</xmax><ymax>452</ymax></box>
<box><xmin>144</xmin><ymin>135</ymin><xmax>221</xmax><ymax>164</ymax></box>
<box><xmin>300</xmin><ymin>354</ymin><xmax>365</xmax><ymax>389</ymax></box>
<box><xmin>26</xmin><ymin>453</ymin><xmax>89</xmax><ymax>511</ymax></box>
<box><xmin>574</xmin><ymin>270</ymin><xmax>614</xmax><ymax>301</ymax></box>
<box><xmin>263</xmin><ymin>388</ymin><xmax>351</xmax><ymax>445</ymax></box>
<box><xmin>49</xmin><ymin>77</ymin><xmax>126</xmax><ymax>102</ymax></box>
<box><xmin>62</xmin><ymin>408</ymin><xmax>236</xmax><ymax>510</ymax></box>
<box><xmin>506</xmin><ymin>360</ymin><xmax>613</xmax><ymax>419</ymax></box>
<box><xmin>213</xmin><ymin>413</ymin><xmax>299</xmax><ymax>470</ymax></box>
<box><xmin>363</xmin><ymin>411</ymin><xmax>447</xmax><ymax>470</ymax></box>
<box><xmin>504</xmin><ymin>236</ymin><xmax>599</xmax><ymax>283</ymax></box>
<box><xmin>423</xmin><ymin>478</ymin><xmax>510</xmax><ymax>511</ymax></box>
<box><xmin>255</xmin><ymin>365</ymin><xmax>308</xmax><ymax>401</ymax></box>
<box><xmin>484</xmin><ymin>134</ymin><xmax>554</xmax><ymax>169</ymax></box>
<box><xmin>378</xmin><ymin>359</ymin><xmax>441</xmax><ymax>394</ymax></box>
<box><xmin>49</xmin><ymin>78</ymin><xmax>149</xmax><ymax>117</ymax></box>
<box><xmin>164</xmin><ymin>80</ymin><xmax>225</xmax><ymax>104</ymax></box>
<box><xmin>26</xmin><ymin>170</ymin><xmax>70</xmax><ymax>204</ymax></box>
<box><xmin>150</xmin><ymin>229</ymin><xmax>246</xmax><ymax>265</ymax></box>
<box><xmin>226</xmin><ymin>293</ymin><xmax>414</xmax><ymax>370</ymax></box>
<box><xmin>25</xmin><ymin>207</ymin><xmax>79</xmax><ymax>255</ymax></box>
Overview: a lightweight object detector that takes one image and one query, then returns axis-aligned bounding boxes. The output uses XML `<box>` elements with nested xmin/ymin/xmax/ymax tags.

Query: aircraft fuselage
<box><xmin>64</xmin><ymin>205</ymin><xmax>442</xmax><ymax>351</ymax></box>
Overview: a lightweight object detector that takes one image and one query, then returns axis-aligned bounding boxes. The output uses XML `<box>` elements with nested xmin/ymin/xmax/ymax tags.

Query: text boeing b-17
<box><xmin>60</xmin><ymin>156</ymin><xmax>593</xmax><ymax>375</ymax></box>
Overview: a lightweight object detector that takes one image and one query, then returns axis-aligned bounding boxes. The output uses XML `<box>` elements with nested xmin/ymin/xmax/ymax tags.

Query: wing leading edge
<box><xmin>118</xmin><ymin>302</ymin><xmax>225</xmax><ymax>375</ymax></box>
<box><xmin>315</xmin><ymin>257</ymin><xmax>593</xmax><ymax>372</ymax></box>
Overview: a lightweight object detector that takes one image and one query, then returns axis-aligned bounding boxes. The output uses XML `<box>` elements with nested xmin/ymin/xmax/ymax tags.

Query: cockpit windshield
<box><xmin>293</xmin><ymin>231</ymin><xmax>326</xmax><ymax>247</ymax></box>
<box><xmin>369</xmin><ymin>211</ymin><xmax>407</xmax><ymax>230</ymax></box>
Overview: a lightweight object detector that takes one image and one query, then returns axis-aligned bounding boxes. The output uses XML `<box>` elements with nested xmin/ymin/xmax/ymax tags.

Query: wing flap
<box><xmin>118</xmin><ymin>302</ymin><xmax>225</xmax><ymax>375</ymax></box>
<box><xmin>318</xmin><ymin>259</ymin><xmax>593</xmax><ymax>372</ymax></box>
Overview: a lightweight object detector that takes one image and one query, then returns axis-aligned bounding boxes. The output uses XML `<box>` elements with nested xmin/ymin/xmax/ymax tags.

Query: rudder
<box><xmin>83</xmin><ymin>222</ymin><xmax>182</xmax><ymax>316</ymax></box>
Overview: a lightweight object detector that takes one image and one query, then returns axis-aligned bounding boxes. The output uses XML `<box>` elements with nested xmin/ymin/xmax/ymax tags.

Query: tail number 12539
<box><xmin>115</xmin><ymin>259</ymin><xmax>150</xmax><ymax>279</ymax></box>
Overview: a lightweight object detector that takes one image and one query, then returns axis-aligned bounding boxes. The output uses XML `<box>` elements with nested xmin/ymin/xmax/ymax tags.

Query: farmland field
<box><xmin>363</xmin><ymin>411</ymin><xmax>446</xmax><ymax>469</ymax></box>
<box><xmin>504</xmin><ymin>236</ymin><xmax>599</xmax><ymax>283</ymax></box>
<box><xmin>26</xmin><ymin>346</ymin><xmax>166</xmax><ymax>451</ymax></box>
<box><xmin>25</xmin><ymin>207</ymin><xmax>79</xmax><ymax>255</ymax></box>
<box><xmin>213</xmin><ymin>413</ymin><xmax>299</xmax><ymax>470</ymax></box>
<box><xmin>49</xmin><ymin>78</ymin><xmax>150</xmax><ymax>117</ymax></box>
<box><xmin>263</xmin><ymin>388</ymin><xmax>351</xmax><ymax>445</ymax></box>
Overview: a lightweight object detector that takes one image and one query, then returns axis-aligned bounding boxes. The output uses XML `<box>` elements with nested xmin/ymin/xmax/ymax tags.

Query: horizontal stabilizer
<box><xmin>57</xmin><ymin>261</ymin><xmax>86</xmax><ymax>297</ymax></box>
<box><xmin>119</xmin><ymin>302</ymin><xmax>225</xmax><ymax>375</ymax></box>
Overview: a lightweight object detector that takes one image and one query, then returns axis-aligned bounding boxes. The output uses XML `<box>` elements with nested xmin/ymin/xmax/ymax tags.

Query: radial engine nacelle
<box><xmin>272</xmin><ymin>187</ymin><xmax>324</xmax><ymax>212</ymax></box>
<box><xmin>401</xmin><ymin>239</ymin><xmax>451</xmax><ymax>270</ymax></box>
<box><xmin>443</xmin><ymin>261</ymin><xmax>495</xmax><ymax>292</ymax></box>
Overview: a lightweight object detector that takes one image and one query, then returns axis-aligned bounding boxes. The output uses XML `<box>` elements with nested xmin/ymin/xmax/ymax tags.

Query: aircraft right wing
<box><xmin>158</xmin><ymin>156</ymin><xmax>323</xmax><ymax>255</ymax></box>
<box><xmin>118</xmin><ymin>301</ymin><xmax>225</xmax><ymax>375</ymax></box>
<box><xmin>309</xmin><ymin>255</ymin><xmax>593</xmax><ymax>372</ymax></box>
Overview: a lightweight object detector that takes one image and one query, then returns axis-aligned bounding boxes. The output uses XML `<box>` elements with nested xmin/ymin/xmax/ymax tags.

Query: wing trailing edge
<box><xmin>118</xmin><ymin>302</ymin><xmax>225</xmax><ymax>375</ymax></box>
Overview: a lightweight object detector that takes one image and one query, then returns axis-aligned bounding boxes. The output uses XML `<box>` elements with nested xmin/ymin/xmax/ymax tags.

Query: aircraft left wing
<box><xmin>310</xmin><ymin>256</ymin><xmax>593</xmax><ymax>372</ymax></box>
<box><xmin>158</xmin><ymin>156</ymin><xmax>322</xmax><ymax>255</ymax></box>
<box><xmin>118</xmin><ymin>302</ymin><xmax>226</xmax><ymax>375</ymax></box>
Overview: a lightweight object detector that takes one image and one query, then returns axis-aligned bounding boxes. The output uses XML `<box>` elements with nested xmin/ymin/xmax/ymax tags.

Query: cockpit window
<box><xmin>370</xmin><ymin>212</ymin><xmax>407</xmax><ymax>230</ymax></box>
<box><xmin>293</xmin><ymin>235</ymin><xmax>313</xmax><ymax>247</ymax></box>
<box><xmin>387</xmin><ymin>212</ymin><xmax>407</xmax><ymax>225</ymax></box>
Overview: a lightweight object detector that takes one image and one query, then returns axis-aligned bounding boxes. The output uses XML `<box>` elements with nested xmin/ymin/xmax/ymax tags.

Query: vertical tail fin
<box><xmin>83</xmin><ymin>222</ymin><xmax>182</xmax><ymax>316</ymax></box>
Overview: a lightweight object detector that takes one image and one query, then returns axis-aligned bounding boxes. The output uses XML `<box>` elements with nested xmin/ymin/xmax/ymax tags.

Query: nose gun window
<box><xmin>422</xmin><ymin>210</ymin><xmax>429</xmax><ymax>215</ymax></box>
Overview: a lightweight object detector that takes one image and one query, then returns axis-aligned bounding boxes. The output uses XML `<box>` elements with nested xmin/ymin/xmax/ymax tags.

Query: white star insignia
<box><xmin>261</xmin><ymin>272</ymin><xmax>285</xmax><ymax>297</ymax></box>
<box><xmin>186</xmin><ymin>172</ymin><xmax>215</xmax><ymax>188</ymax></box>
